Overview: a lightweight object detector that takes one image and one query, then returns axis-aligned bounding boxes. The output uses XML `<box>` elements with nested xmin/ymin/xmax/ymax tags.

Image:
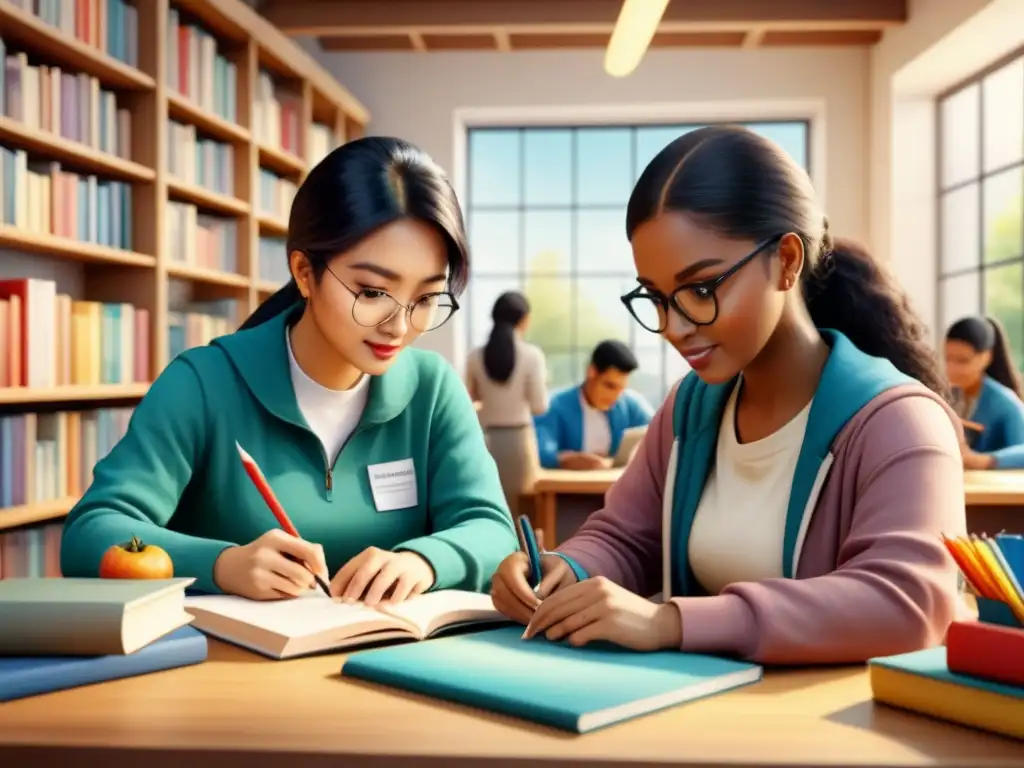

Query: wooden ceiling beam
<box><xmin>261</xmin><ymin>0</ymin><xmax>907</xmax><ymax>37</ymax></box>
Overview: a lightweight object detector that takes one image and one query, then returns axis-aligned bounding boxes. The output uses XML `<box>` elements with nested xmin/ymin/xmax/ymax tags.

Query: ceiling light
<box><xmin>604</xmin><ymin>0</ymin><xmax>671</xmax><ymax>77</ymax></box>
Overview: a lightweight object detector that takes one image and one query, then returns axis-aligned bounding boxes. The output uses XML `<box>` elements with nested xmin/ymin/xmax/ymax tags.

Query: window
<box><xmin>937</xmin><ymin>51</ymin><xmax>1024</xmax><ymax>367</ymax></box>
<box><xmin>463</xmin><ymin>121</ymin><xmax>811</xmax><ymax>406</ymax></box>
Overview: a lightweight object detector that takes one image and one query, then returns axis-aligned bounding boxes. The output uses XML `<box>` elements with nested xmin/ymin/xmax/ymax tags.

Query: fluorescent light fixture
<box><xmin>604</xmin><ymin>0</ymin><xmax>671</xmax><ymax>77</ymax></box>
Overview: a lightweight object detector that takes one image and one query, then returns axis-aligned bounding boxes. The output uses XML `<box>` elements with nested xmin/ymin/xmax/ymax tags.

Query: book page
<box><xmin>380</xmin><ymin>590</ymin><xmax>502</xmax><ymax>635</ymax></box>
<box><xmin>184</xmin><ymin>592</ymin><xmax>388</xmax><ymax>638</ymax></box>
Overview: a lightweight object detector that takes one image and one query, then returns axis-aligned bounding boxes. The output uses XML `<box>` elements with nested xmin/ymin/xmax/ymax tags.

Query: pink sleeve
<box><xmin>672</xmin><ymin>395</ymin><xmax>965</xmax><ymax>665</ymax></box>
<box><xmin>554</xmin><ymin>382</ymin><xmax>677</xmax><ymax>597</ymax></box>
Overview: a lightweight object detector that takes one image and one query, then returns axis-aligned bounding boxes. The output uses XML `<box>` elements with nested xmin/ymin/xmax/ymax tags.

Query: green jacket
<box><xmin>61</xmin><ymin>304</ymin><xmax>518</xmax><ymax>593</ymax></box>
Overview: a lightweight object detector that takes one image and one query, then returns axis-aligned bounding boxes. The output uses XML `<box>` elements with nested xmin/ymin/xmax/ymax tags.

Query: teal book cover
<box><xmin>869</xmin><ymin>647</ymin><xmax>1024</xmax><ymax>699</ymax></box>
<box><xmin>341</xmin><ymin>625</ymin><xmax>763</xmax><ymax>733</ymax></box>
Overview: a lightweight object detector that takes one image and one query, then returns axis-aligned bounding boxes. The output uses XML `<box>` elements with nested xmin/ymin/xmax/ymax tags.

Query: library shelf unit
<box><xmin>0</xmin><ymin>0</ymin><xmax>369</xmax><ymax>543</ymax></box>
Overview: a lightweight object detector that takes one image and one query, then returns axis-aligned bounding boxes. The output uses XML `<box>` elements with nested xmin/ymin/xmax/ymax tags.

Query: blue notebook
<box><xmin>0</xmin><ymin>626</ymin><xmax>208</xmax><ymax>702</ymax></box>
<box><xmin>342</xmin><ymin>625</ymin><xmax>762</xmax><ymax>733</ymax></box>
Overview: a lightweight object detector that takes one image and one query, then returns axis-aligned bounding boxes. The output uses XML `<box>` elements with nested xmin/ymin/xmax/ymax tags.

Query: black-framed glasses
<box><xmin>325</xmin><ymin>264</ymin><xmax>460</xmax><ymax>333</ymax></box>
<box><xmin>620</xmin><ymin>234</ymin><xmax>785</xmax><ymax>333</ymax></box>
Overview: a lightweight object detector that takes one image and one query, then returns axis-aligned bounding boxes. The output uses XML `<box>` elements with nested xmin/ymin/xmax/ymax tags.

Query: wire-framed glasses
<box><xmin>620</xmin><ymin>234</ymin><xmax>785</xmax><ymax>333</ymax></box>
<box><xmin>326</xmin><ymin>265</ymin><xmax>459</xmax><ymax>333</ymax></box>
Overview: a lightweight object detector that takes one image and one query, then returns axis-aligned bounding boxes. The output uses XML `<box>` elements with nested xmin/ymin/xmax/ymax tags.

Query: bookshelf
<box><xmin>0</xmin><ymin>0</ymin><xmax>369</xmax><ymax>557</ymax></box>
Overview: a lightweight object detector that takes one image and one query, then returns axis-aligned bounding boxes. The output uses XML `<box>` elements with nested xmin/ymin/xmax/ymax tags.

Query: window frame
<box><xmin>935</xmin><ymin>46</ymin><xmax>1024</xmax><ymax>364</ymax></box>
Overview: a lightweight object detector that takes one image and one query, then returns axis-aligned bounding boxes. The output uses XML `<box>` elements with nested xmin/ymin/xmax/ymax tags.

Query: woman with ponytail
<box><xmin>492</xmin><ymin>125</ymin><xmax>966</xmax><ymax>665</ymax></box>
<box><xmin>466</xmin><ymin>291</ymin><xmax>549</xmax><ymax>516</ymax></box>
<box><xmin>945</xmin><ymin>315</ymin><xmax>1024</xmax><ymax>469</ymax></box>
<box><xmin>62</xmin><ymin>137</ymin><xmax>517</xmax><ymax>603</ymax></box>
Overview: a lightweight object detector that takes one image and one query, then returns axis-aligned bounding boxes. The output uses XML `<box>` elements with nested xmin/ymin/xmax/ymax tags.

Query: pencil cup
<box><xmin>976</xmin><ymin>596</ymin><xmax>1024</xmax><ymax>629</ymax></box>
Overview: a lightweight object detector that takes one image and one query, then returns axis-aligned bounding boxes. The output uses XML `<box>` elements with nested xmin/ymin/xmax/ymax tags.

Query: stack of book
<box><xmin>869</xmin><ymin>533</ymin><xmax>1024</xmax><ymax>740</ymax></box>
<box><xmin>0</xmin><ymin>577</ymin><xmax>208</xmax><ymax>701</ymax></box>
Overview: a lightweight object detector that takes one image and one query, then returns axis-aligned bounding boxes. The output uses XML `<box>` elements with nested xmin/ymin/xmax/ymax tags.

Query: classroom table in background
<box><xmin>0</xmin><ymin>637</ymin><xmax>1020</xmax><ymax>768</ymax></box>
<box><xmin>963</xmin><ymin>470</ymin><xmax>1024</xmax><ymax>534</ymax></box>
<box><xmin>529</xmin><ymin>468</ymin><xmax>623</xmax><ymax>548</ymax></box>
<box><xmin>527</xmin><ymin>468</ymin><xmax>1024</xmax><ymax>549</ymax></box>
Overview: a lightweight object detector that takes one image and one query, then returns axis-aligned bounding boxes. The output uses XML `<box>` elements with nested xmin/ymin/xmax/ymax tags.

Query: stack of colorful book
<box><xmin>869</xmin><ymin>533</ymin><xmax>1024</xmax><ymax>740</ymax></box>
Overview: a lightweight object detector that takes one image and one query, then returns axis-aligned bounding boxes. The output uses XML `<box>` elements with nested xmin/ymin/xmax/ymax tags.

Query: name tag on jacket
<box><xmin>367</xmin><ymin>459</ymin><xmax>418</xmax><ymax>512</ymax></box>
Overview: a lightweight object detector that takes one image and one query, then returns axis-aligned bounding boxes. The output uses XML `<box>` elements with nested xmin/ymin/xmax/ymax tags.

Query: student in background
<box><xmin>944</xmin><ymin>315</ymin><xmax>1024</xmax><ymax>469</ymax></box>
<box><xmin>491</xmin><ymin>125</ymin><xmax>964</xmax><ymax>665</ymax></box>
<box><xmin>466</xmin><ymin>291</ymin><xmax>549</xmax><ymax>516</ymax></box>
<box><xmin>534</xmin><ymin>340</ymin><xmax>654</xmax><ymax>470</ymax></box>
<box><xmin>61</xmin><ymin>137</ymin><xmax>518</xmax><ymax>604</ymax></box>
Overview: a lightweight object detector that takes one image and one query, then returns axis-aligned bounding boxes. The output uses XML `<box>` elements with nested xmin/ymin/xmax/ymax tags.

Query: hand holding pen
<box><xmin>488</xmin><ymin>515</ymin><xmax>579</xmax><ymax>626</ymax></box>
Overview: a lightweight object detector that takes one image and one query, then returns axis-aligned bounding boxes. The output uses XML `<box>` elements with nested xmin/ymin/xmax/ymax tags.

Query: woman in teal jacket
<box><xmin>61</xmin><ymin>137</ymin><xmax>518</xmax><ymax>604</ymax></box>
<box><xmin>945</xmin><ymin>315</ymin><xmax>1024</xmax><ymax>469</ymax></box>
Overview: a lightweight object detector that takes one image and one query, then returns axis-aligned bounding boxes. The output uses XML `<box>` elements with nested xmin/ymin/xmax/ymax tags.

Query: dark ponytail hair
<box><xmin>239</xmin><ymin>136</ymin><xmax>469</xmax><ymax>330</ymax></box>
<box><xmin>625</xmin><ymin>124</ymin><xmax>949</xmax><ymax>399</ymax></box>
<box><xmin>482</xmin><ymin>291</ymin><xmax>530</xmax><ymax>383</ymax></box>
<box><xmin>946</xmin><ymin>315</ymin><xmax>1022</xmax><ymax>398</ymax></box>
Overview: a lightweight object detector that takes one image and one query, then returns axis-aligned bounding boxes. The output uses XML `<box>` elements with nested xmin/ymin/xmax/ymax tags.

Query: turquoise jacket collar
<box><xmin>211</xmin><ymin>303</ymin><xmax>419</xmax><ymax>431</ymax></box>
<box><xmin>667</xmin><ymin>329</ymin><xmax>915</xmax><ymax>596</ymax></box>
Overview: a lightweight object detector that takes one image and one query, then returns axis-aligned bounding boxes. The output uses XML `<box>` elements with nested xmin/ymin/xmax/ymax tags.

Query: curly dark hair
<box><xmin>626</xmin><ymin>125</ymin><xmax>949</xmax><ymax>401</ymax></box>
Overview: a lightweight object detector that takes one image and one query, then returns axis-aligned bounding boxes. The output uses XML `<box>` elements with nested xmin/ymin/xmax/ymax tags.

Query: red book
<box><xmin>947</xmin><ymin>619</ymin><xmax>1024</xmax><ymax>687</ymax></box>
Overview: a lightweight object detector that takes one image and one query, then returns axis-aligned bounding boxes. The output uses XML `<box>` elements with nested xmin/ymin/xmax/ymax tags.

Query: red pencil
<box><xmin>235</xmin><ymin>441</ymin><xmax>330</xmax><ymax>595</ymax></box>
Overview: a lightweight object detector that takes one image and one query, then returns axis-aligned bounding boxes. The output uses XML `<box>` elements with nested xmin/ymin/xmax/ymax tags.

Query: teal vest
<box><xmin>665</xmin><ymin>330</ymin><xmax>915</xmax><ymax>597</ymax></box>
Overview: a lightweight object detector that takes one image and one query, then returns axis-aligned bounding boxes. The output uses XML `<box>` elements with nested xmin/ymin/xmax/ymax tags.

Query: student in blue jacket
<box><xmin>61</xmin><ymin>137</ymin><xmax>518</xmax><ymax>604</ymax></box>
<box><xmin>945</xmin><ymin>315</ymin><xmax>1024</xmax><ymax>469</ymax></box>
<box><xmin>534</xmin><ymin>340</ymin><xmax>654</xmax><ymax>470</ymax></box>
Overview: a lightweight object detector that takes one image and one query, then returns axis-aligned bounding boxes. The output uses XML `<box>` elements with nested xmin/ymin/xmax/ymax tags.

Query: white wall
<box><xmin>311</xmin><ymin>45</ymin><xmax>872</xmax><ymax>367</ymax></box>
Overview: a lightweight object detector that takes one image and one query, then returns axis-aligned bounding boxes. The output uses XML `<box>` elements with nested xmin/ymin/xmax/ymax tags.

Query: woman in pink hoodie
<box><xmin>490</xmin><ymin>125</ymin><xmax>966</xmax><ymax>665</ymax></box>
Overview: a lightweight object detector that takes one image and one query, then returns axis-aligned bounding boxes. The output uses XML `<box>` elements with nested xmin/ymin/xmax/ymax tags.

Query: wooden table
<box><xmin>528</xmin><ymin>469</ymin><xmax>1024</xmax><ymax>547</ymax></box>
<box><xmin>964</xmin><ymin>470</ymin><xmax>1024</xmax><ymax>534</ymax></box>
<box><xmin>0</xmin><ymin>638</ymin><xmax>1021</xmax><ymax>767</ymax></box>
<box><xmin>530</xmin><ymin>468</ymin><xmax>623</xmax><ymax>547</ymax></box>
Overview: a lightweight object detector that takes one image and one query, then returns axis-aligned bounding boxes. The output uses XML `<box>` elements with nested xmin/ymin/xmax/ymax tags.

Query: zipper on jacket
<box><xmin>316</xmin><ymin>425</ymin><xmax>366</xmax><ymax>500</ymax></box>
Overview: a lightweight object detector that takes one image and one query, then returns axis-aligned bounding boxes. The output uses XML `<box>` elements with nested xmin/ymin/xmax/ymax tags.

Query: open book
<box><xmin>183</xmin><ymin>590</ymin><xmax>509</xmax><ymax>659</ymax></box>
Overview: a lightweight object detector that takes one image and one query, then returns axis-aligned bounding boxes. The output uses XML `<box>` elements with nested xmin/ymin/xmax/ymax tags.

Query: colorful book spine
<box><xmin>0</xmin><ymin>277</ymin><xmax>151</xmax><ymax>389</ymax></box>
<box><xmin>258</xmin><ymin>169</ymin><xmax>297</xmax><ymax>221</ymax></box>
<box><xmin>165</xmin><ymin>8</ymin><xmax>238</xmax><ymax>123</ymax></box>
<box><xmin>307</xmin><ymin>122</ymin><xmax>335</xmax><ymax>168</ymax></box>
<box><xmin>16</xmin><ymin>0</ymin><xmax>139</xmax><ymax>68</ymax></box>
<box><xmin>166</xmin><ymin>202</ymin><xmax>238</xmax><ymax>273</ymax></box>
<box><xmin>0</xmin><ymin>521</ymin><xmax>62</xmax><ymax>579</ymax></box>
<box><xmin>166</xmin><ymin>119</ymin><xmax>234</xmax><ymax>195</ymax></box>
<box><xmin>0</xmin><ymin>150</ymin><xmax>134</xmax><ymax>249</ymax></box>
<box><xmin>253</xmin><ymin>69</ymin><xmax>301</xmax><ymax>155</ymax></box>
<box><xmin>1</xmin><ymin>36</ymin><xmax>132</xmax><ymax>160</ymax></box>
<box><xmin>0</xmin><ymin>405</ymin><xmax>133</xmax><ymax>509</ymax></box>
<box><xmin>258</xmin><ymin>236</ymin><xmax>288</xmax><ymax>287</ymax></box>
<box><xmin>167</xmin><ymin>302</ymin><xmax>235</xmax><ymax>359</ymax></box>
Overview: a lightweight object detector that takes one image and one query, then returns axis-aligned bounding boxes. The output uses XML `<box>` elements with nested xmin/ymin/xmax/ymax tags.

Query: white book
<box><xmin>184</xmin><ymin>590</ymin><xmax>509</xmax><ymax>660</ymax></box>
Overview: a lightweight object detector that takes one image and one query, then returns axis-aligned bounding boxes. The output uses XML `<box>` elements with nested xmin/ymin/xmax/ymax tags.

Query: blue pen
<box><xmin>516</xmin><ymin>514</ymin><xmax>543</xmax><ymax>589</ymax></box>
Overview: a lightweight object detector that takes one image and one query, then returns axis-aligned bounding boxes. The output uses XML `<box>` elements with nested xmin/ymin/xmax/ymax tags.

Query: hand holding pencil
<box><xmin>209</xmin><ymin>443</ymin><xmax>331</xmax><ymax>601</ymax></box>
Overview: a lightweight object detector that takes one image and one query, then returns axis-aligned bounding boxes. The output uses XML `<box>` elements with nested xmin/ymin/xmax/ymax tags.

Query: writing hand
<box><xmin>522</xmin><ymin>576</ymin><xmax>682</xmax><ymax>651</ymax></box>
<box><xmin>558</xmin><ymin>451</ymin><xmax>611</xmax><ymax>471</ymax></box>
<box><xmin>213</xmin><ymin>529</ymin><xmax>329</xmax><ymax>600</ymax></box>
<box><xmin>330</xmin><ymin>547</ymin><xmax>435</xmax><ymax>607</ymax></box>
<box><xmin>490</xmin><ymin>551</ymin><xmax>578</xmax><ymax>624</ymax></box>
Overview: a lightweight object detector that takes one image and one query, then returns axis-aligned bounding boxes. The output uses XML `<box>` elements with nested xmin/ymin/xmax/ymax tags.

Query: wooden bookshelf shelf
<box><xmin>167</xmin><ymin>91</ymin><xmax>250</xmax><ymax>144</ymax></box>
<box><xmin>257</xmin><ymin>279</ymin><xmax>283</xmax><ymax>295</ymax></box>
<box><xmin>0</xmin><ymin>227</ymin><xmax>157</xmax><ymax>268</ymax></box>
<box><xmin>258</xmin><ymin>143</ymin><xmax>306</xmax><ymax>177</ymax></box>
<box><xmin>0</xmin><ymin>117</ymin><xmax>156</xmax><ymax>183</ymax></box>
<box><xmin>0</xmin><ymin>0</ymin><xmax>155</xmax><ymax>91</ymax></box>
<box><xmin>257</xmin><ymin>215</ymin><xmax>288</xmax><ymax>238</ymax></box>
<box><xmin>0</xmin><ymin>383</ymin><xmax>150</xmax><ymax>405</ymax></box>
<box><xmin>0</xmin><ymin>496</ymin><xmax>76</xmax><ymax>531</ymax></box>
<box><xmin>167</xmin><ymin>178</ymin><xmax>251</xmax><ymax>216</ymax></box>
<box><xmin>166</xmin><ymin>262</ymin><xmax>251</xmax><ymax>289</ymax></box>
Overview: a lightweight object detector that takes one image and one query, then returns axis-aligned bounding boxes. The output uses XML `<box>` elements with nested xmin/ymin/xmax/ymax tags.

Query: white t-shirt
<box><xmin>580</xmin><ymin>390</ymin><xmax>612</xmax><ymax>456</ymax></box>
<box><xmin>286</xmin><ymin>330</ymin><xmax>370</xmax><ymax>462</ymax></box>
<box><xmin>688</xmin><ymin>382</ymin><xmax>812</xmax><ymax>595</ymax></box>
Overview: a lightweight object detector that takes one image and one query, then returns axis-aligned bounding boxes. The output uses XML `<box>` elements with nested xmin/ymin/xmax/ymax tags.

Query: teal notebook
<box><xmin>341</xmin><ymin>625</ymin><xmax>763</xmax><ymax>733</ymax></box>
